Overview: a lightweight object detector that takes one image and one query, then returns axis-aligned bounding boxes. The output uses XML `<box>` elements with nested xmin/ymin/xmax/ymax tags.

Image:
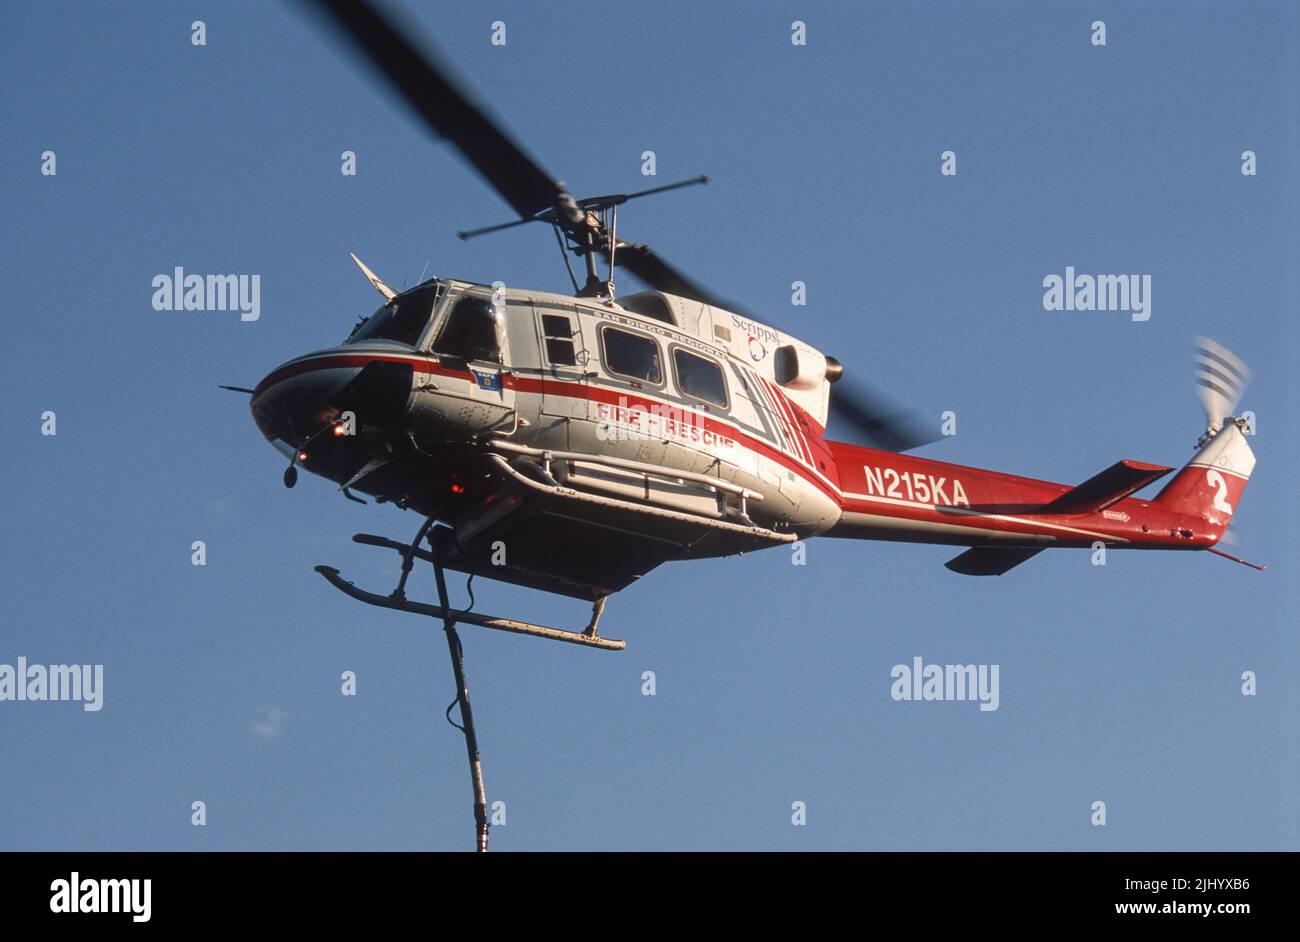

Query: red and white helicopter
<box><xmin>239</xmin><ymin>0</ymin><xmax>1262</xmax><ymax>850</ymax></box>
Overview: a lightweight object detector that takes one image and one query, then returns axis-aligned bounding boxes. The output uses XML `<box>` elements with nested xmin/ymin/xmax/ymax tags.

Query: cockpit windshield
<box><xmin>345</xmin><ymin>283</ymin><xmax>441</xmax><ymax>346</ymax></box>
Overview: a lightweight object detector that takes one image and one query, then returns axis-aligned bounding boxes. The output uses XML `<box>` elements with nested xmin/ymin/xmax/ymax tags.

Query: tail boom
<box><xmin>823</xmin><ymin>424</ymin><xmax>1255</xmax><ymax>564</ymax></box>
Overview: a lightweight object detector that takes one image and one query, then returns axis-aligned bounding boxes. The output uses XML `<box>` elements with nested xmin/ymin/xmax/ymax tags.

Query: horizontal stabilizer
<box><xmin>945</xmin><ymin>546</ymin><xmax>1044</xmax><ymax>576</ymax></box>
<box><xmin>1044</xmin><ymin>459</ymin><xmax>1172</xmax><ymax>515</ymax></box>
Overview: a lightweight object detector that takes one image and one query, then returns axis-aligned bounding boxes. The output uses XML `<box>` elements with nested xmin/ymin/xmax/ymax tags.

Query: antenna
<box><xmin>350</xmin><ymin>252</ymin><xmax>397</xmax><ymax>300</ymax></box>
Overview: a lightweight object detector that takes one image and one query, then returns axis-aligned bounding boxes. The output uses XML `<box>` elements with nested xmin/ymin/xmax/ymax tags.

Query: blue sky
<box><xmin>1</xmin><ymin>0</ymin><xmax>1296</xmax><ymax>850</ymax></box>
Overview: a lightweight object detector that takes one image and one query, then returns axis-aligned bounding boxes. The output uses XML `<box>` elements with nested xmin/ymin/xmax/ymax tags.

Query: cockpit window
<box><xmin>346</xmin><ymin>284</ymin><xmax>439</xmax><ymax>347</ymax></box>
<box><xmin>433</xmin><ymin>295</ymin><xmax>503</xmax><ymax>363</ymax></box>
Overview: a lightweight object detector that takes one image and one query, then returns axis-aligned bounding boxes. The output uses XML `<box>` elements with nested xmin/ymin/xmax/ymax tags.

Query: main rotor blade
<box><xmin>302</xmin><ymin>0</ymin><xmax>567</xmax><ymax>220</ymax></box>
<box><xmin>826</xmin><ymin>377</ymin><xmax>941</xmax><ymax>453</ymax></box>
<box><xmin>609</xmin><ymin>242</ymin><xmax>745</xmax><ymax>312</ymax></box>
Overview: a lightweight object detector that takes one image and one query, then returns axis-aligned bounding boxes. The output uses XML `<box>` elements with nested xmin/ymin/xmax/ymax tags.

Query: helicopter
<box><xmin>239</xmin><ymin>0</ymin><xmax>1263</xmax><ymax>850</ymax></box>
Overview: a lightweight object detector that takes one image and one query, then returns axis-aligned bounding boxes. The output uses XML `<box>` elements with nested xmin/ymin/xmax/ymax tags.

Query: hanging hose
<box><xmin>429</xmin><ymin>526</ymin><xmax>490</xmax><ymax>853</ymax></box>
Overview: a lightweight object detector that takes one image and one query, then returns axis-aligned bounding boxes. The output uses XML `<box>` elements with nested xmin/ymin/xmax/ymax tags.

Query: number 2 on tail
<box><xmin>1206</xmin><ymin>469</ymin><xmax>1234</xmax><ymax>514</ymax></box>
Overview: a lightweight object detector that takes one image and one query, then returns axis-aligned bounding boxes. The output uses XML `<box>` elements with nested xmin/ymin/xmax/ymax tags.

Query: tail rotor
<box><xmin>1194</xmin><ymin>337</ymin><xmax>1251</xmax><ymax>445</ymax></box>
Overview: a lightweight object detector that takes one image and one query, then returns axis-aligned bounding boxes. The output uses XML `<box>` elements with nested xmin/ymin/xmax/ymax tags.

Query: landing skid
<box><xmin>317</xmin><ymin>563</ymin><xmax>626</xmax><ymax>650</ymax></box>
<box><xmin>315</xmin><ymin>521</ymin><xmax>623</xmax><ymax>853</ymax></box>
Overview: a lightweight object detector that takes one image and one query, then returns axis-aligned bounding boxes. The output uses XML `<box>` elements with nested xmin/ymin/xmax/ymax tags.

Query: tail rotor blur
<box><xmin>1194</xmin><ymin>337</ymin><xmax>1251</xmax><ymax>444</ymax></box>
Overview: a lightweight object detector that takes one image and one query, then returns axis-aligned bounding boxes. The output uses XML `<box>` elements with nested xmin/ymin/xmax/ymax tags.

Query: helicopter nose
<box><xmin>250</xmin><ymin>350</ymin><xmax>416</xmax><ymax>453</ymax></box>
<box><xmin>250</xmin><ymin>352</ymin><xmax>364</xmax><ymax>448</ymax></box>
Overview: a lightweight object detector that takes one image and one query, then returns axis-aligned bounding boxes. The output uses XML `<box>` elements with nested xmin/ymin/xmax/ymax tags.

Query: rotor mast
<box><xmin>461</xmin><ymin>175</ymin><xmax>713</xmax><ymax>301</ymax></box>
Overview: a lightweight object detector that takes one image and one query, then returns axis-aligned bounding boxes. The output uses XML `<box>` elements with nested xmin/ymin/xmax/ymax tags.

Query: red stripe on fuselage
<box><xmin>764</xmin><ymin>377</ymin><xmax>816</xmax><ymax>465</ymax></box>
<box><xmin>252</xmin><ymin>352</ymin><xmax>473</xmax><ymax>399</ymax></box>
<box><xmin>254</xmin><ymin>352</ymin><xmax>845</xmax><ymax>503</ymax></box>
<box><xmin>758</xmin><ymin>377</ymin><xmax>803</xmax><ymax>461</ymax></box>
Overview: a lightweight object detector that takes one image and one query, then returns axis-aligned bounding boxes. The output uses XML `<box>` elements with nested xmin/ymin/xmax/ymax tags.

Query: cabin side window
<box><xmin>432</xmin><ymin>294</ymin><xmax>503</xmax><ymax>363</ymax></box>
<box><xmin>541</xmin><ymin>313</ymin><xmax>577</xmax><ymax>366</ymax></box>
<box><xmin>600</xmin><ymin>326</ymin><xmax>663</xmax><ymax>385</ymax></box>
<box><xmin>672</xmin><ymin>348</ymin><xmax>728</xmax><ymax>408</ymax></box>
